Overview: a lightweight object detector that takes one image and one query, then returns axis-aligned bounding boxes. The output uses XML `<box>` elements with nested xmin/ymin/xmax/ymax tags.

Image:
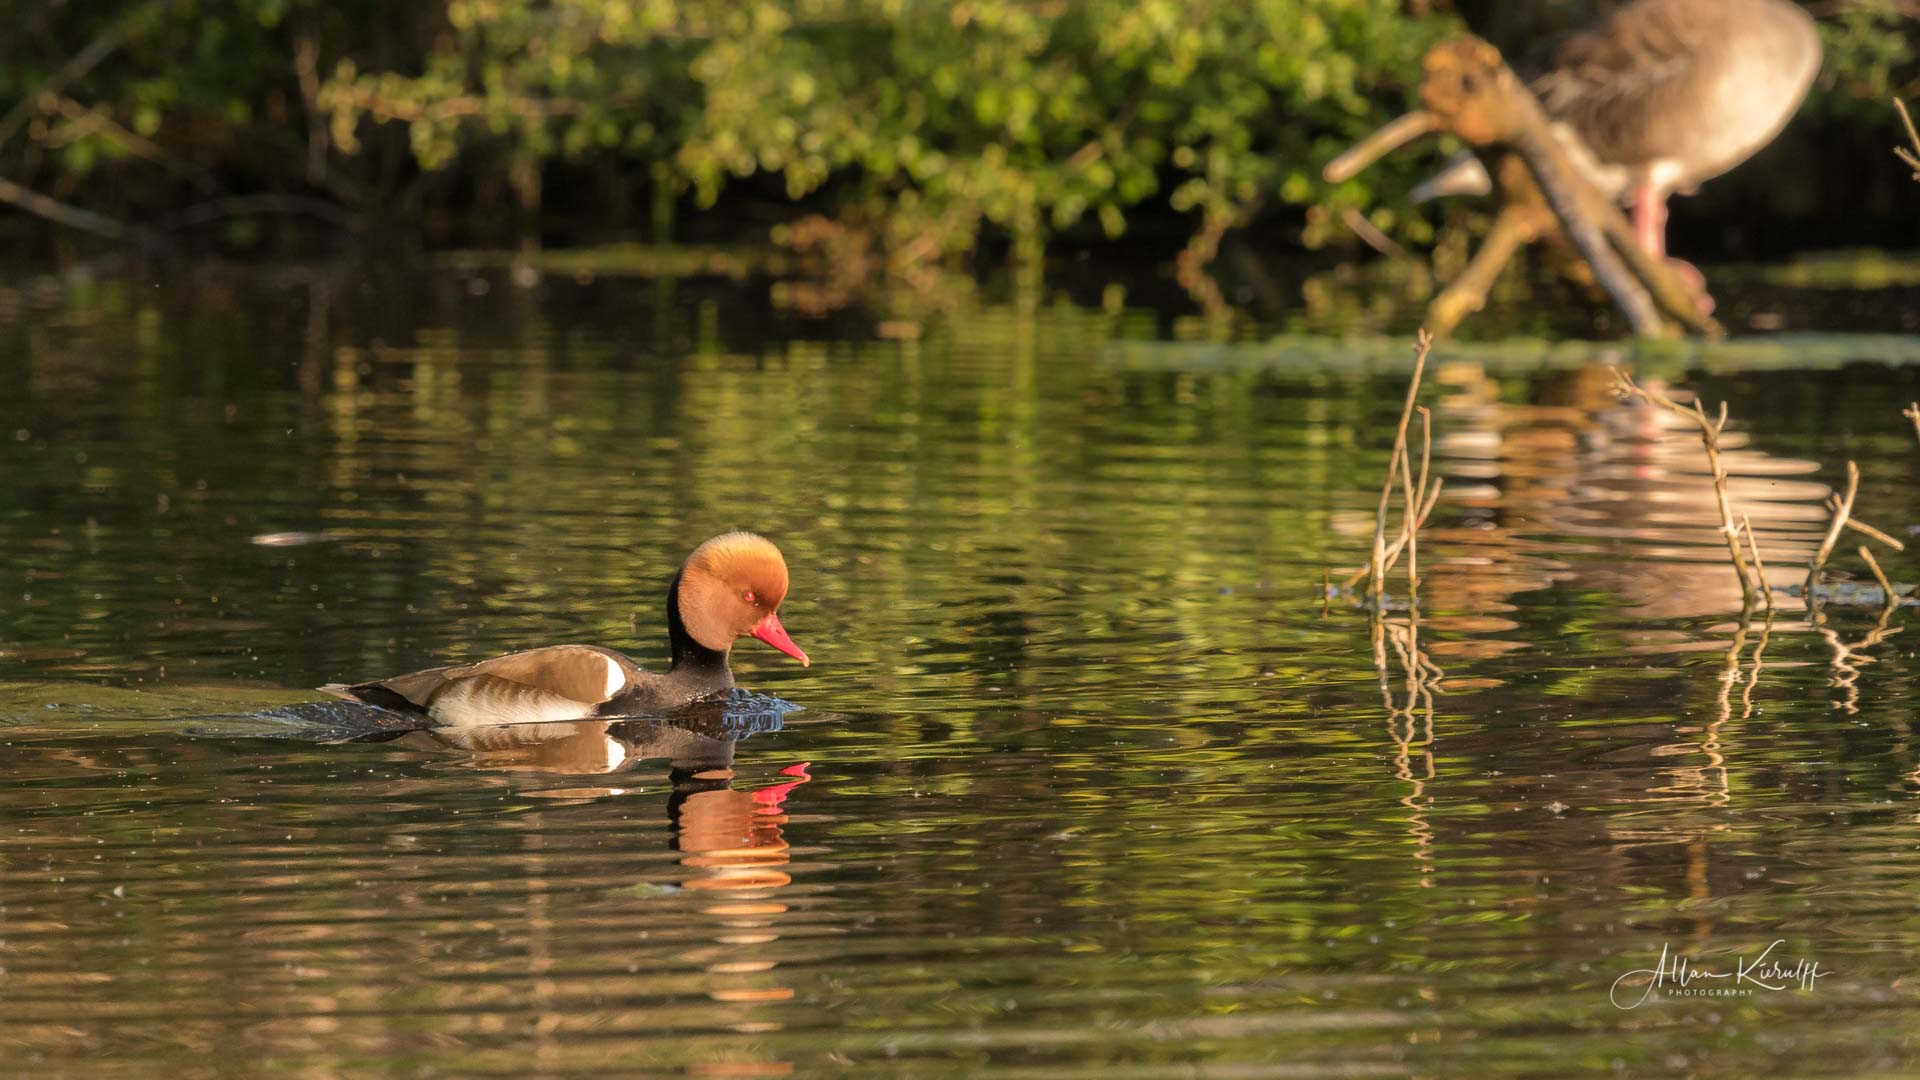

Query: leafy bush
<box><xmin>0</xmin><ymin>1</ymin><xmax>1909</xmax><ymax>268</ymax></box>
<box><xmin>313</xmin><ymin>0</ymin><xmax>1452</xmax><ymax>265</ymax></box>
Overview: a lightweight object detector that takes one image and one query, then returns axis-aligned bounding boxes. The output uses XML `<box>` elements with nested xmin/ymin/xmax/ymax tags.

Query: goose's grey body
<box><xmin>1414</xmin><ymin>0</ymin><xmax>1822</xmax><ymax>232</ymax></box>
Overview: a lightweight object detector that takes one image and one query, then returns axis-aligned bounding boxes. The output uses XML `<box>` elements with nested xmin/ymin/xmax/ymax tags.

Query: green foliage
<box><xmin>0</xmin><ymin>2</ymin><xmax>1913</xmax><ymax>266</ymax></box>
<box><xmin>309</xmin><ymin>0</ymin><xmax>1452</xmax><ymax>261</ymax></box>
<box><xmin>321</xmin><ymin>0</ymin><xmax>682</xmax><ymax>171</ymax></box>
<box><xmin>1</xmin><ymin>0</ymin><xmax>1454</xmax><ymax>260</ymax></box>
<box><xmin>1816</xmin><ymin>0</ymin><xmax>1920</xmax><ymax>117</ymax></box>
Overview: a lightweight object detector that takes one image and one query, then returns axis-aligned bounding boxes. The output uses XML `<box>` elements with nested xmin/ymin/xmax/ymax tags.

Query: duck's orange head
<box><xmin>677</xmin><ymin>531</ymin><xmax>808</xmax><ymax>666</ymax></box>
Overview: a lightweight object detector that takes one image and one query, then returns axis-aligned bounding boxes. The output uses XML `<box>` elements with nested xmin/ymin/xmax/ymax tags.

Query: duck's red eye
<box><xmin>742</xmin><ymin>590</ymin><xmax>756</xmax><ymax>604</ymax></box>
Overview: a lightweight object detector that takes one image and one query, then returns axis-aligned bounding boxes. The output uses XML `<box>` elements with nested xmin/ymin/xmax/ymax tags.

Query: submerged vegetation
<box><xmin>0</xmin><ymin>1</ymin><xmax>1913</xmax><ymax>271</ymax></box>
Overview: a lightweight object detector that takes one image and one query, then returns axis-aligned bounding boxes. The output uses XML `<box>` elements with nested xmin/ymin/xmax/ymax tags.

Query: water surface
<box><xmin>3</xmin><ymin>263</ymin><xmax>1920</xmax><ymax>1076</ymax></box>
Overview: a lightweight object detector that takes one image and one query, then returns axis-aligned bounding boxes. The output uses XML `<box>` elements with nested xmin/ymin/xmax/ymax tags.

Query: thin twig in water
<box><xmin>1395</xmin><ymin>440</ymin><xmax>1417</xmax><ymax>592</ymax></box>
<box><xmin>1401</xmin><ymin>406</ymin><xmax>1436</xmax><ymax>593</ymax></box>
<box><xmin>1860</xmin><ymin>546</ymin><xmax>1901</xmax><ymax>608</ymax></box>
<box><xmin>1610</xmin><ymin>368</ymin><xmax>1753</xmax><ymax>599</ymax></box>
<box><xmin>1741</xmin><ymin>515</ymin><xmax>1774</xmax><ymax>614</ymax></box>
<box><xmin>1819</xmin><ymin>605</ymin><xmax>1902</xmax><ymax>716</ymax></box>
<box><xmin>1349</xmin><ymin>477</ymin><xmax>1446</xmax><ymax>591</ymax></box>
<box><xmin>1373</xmin><ymin>608</ymin><xmax>1439</xmax><ymax>883</ymax></box>
<box><xmin>1808</xmin><ymin>461</ymin><xmax>1861</xmax><ymax>588</ymax></box>
<box><xmin>1717</xmin><ymin>570</ymin><xmax>1755</xmax><ymax>758</ymax></box>
<box><xmin>1823</xmin><ymin>493</ymin><xmax>1904</xmax><ymax>552</ymax></box>
<box><xmin>1367</xmin><ymin>330</ymin><xmax>1435</xmax><ymax>601</ymax></box>
<box><xmin>1844</xmin><ymin>516</ymin><xmax>1905</xmax><ymax>552</ymax></box>
<box><xmin>1741</xmin><ymin>610</ymin><xmax>1772</xmax><ymax>720</ymax></box>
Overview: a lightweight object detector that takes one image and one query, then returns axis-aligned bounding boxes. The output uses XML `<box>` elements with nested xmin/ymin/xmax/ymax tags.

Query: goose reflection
<box><xmin>1341</xmin><ymin>361</ymin><xmax>1831</xmax><ymax>644</ymax></box>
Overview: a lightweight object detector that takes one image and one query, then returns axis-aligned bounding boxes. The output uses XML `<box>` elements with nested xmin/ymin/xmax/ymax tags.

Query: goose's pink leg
<box><xmin>1631</xmin><ymin>186</ymin><xmax>1667</xmax><ymax>258</ymax></box>
<box><xmin>1633</xmin><ymin>186</ymin><xmax>1713</xmax><ymax>316</ymax></box>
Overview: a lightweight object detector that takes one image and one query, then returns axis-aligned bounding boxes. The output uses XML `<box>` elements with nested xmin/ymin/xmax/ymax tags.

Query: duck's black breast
<box><xmin>596</xmin><ymin>664</ymin><xmax>736</xmax><ymax>718</ymax></box>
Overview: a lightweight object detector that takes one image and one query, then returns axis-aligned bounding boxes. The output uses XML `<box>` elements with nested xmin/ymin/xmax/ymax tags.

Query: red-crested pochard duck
<box><xmin>1414</xmin><ymin>0</ymin><xmax>1822</xmax><ymax>263</ymax></box>
<box><xmin>321</xmin><ymin>531</ymin><xmax>808</xmax><ymax>725</ymax></box>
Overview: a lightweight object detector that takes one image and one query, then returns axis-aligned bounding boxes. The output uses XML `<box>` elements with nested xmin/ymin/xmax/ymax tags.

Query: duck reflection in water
<box><xmin>416</xmin><ymin>712</ymin><xmax>812</xmax><ymax>887</ymax></box>
<box><xmin>397</xmin><ymin>695</ymin><xmax>815</xmax><ymax>1016</ymax></box>
<box><xmin>403</xmin><ymin>697</ymin><xmax>810</xmax><ymax>883</ymax></box>
<box><xmin>218</xmin><ymin>681</ymin><xmax>815</xmax><ymax>1042</ymax></box>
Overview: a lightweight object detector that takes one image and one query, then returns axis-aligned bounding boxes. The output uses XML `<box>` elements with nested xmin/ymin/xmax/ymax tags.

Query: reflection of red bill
<box><xmin>754</xmin><ymin>762</ymin><xmax>812</xmax><ymax>809</ymax></box>
<box><xmin>750</xmin><ymin>611</ymin><xmax>809</xmax><ymax>666</ymax></box>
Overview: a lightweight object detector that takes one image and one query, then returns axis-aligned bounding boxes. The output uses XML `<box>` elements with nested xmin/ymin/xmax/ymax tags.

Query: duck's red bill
<box><xmin>750</xmin><ymin>611</ymin><xmax>809</xmax><ymax>667</ymax></box>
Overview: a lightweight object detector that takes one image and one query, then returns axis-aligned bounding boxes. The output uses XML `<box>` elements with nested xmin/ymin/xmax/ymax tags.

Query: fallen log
<box><xmin>1326</xmin><ymin>35</ymin><xmax>1720</xmax><ymax>338</ymax></box>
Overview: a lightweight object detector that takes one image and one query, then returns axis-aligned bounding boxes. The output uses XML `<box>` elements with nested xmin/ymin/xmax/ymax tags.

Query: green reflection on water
<box><xmin>1</xmin><ymin>266</ymin><xmax>1919</xmax><ymax>1076</ymax></box>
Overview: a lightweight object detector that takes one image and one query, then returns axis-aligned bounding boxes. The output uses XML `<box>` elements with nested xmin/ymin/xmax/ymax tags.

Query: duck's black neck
<box><xmin>666</xmin><ymin>568</ymin><xmax>733</xmax><ymax>680</ymax></box>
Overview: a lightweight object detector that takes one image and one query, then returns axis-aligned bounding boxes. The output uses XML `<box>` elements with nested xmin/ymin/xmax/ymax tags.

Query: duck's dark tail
<box><xmin>318</xmin><ymin>681</ymin><xmax>429</xmax><ymax>716</ymax></box>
